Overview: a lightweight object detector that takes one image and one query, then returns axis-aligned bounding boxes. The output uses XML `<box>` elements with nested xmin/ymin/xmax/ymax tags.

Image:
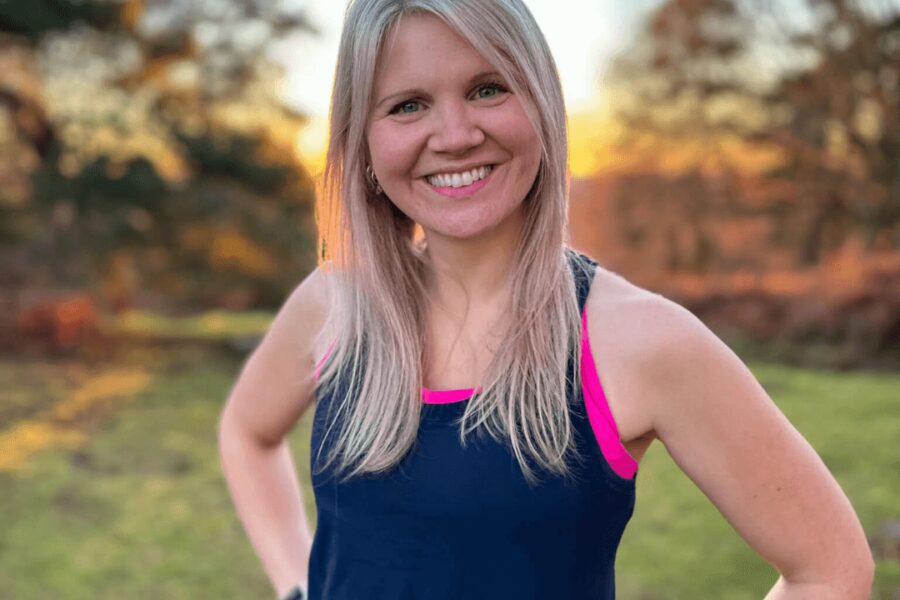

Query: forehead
<box><xmin>375</xmin><ymin>12</ymin><xmax>495</xmax><ymax>90</ymax></box>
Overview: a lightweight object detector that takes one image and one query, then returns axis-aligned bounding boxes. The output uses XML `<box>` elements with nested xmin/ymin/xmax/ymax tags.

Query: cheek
<box><xmin>368</xmin><ymin>125</ymin><xmax>419</xmax><ymax>174</ymax></box>
<box><xmin>497</xmin><ymin>98</ymin><xmax>539</xmax><ymax>146</ymax></box>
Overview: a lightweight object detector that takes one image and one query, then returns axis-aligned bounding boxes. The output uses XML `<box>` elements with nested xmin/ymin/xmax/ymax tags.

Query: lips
<box><xmin>423</xmin><ymin>163</ymin><xmax>497</xmax><ymax>180</ymax></box>
<box><xmin>424</xmin><ymin>164</ymin><xmax>495</xmax><ymax>187</ymax></box>
<box><xmin>423</xmin><ymin>163</ymin><xmax>497</xmax><ymax>199</ymax></box>
<box><xmin>421</xmin><ymin>163</ymin><xmax>500</xmax><ymax>185</ymax></box>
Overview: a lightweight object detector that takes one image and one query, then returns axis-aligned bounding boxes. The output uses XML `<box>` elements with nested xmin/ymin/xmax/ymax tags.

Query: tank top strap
<box><xmin>563</xmin><ymin>248</ymin><xmax>597</xmax><ymax>421</ymax></box>
<box><xmin>565</xmin><ymin>247</ymin><xmax>598</xmax><ymax>314</ymax></box>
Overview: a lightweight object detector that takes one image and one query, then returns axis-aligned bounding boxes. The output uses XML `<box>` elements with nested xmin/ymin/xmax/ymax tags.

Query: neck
<box><xmin>421</xmin><ymin>210</ymin><xmax>524</xmax><ymax>321</ymax></box>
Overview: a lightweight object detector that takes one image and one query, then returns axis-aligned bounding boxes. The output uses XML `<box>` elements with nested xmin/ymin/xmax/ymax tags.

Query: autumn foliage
<box><xmin>14</xmin><ymin>293</ymin><xmax>103</xmax><ymax>354</ymax></box>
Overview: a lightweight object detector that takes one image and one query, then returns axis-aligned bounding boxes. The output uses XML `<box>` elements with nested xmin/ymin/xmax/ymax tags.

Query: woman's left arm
<box><xmin>638</xmin><ymin>297</ymin><xmax>875</xmax><ymax>599</ymax></box>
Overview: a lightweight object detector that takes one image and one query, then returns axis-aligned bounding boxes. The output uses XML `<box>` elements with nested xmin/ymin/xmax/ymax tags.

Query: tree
<box><xmin>0</xmin><ymin>0</ymin><xmax>321</xmax><ymax>308</ymax></box>
<box><xmin>604</xmin><ymin>0</ymin><xmax>898</xmax><ymax>267</ymax></box>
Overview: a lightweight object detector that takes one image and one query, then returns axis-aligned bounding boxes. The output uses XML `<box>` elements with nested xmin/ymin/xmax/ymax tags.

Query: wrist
<box><xmin>280</xmin><ymin>583</ymin><xmax>307</xmax><ymax>600</ymax></box>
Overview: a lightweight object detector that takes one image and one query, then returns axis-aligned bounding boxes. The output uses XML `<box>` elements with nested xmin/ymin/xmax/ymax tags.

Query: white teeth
<box><xmin>426</xmin><ymin>165</ymin><xmax>493</xmax><ymax>188</ymax></box>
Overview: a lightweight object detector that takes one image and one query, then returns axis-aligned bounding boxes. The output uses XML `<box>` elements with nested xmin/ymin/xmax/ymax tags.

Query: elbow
<box><xmin>849</xmin><ymin>553</ymin><xmax>876</xmax><ymax>599</ymax></box>
<box><xmin>842</xmin><ymin>534</ymin><xmax>876</xmax><ymax>598</ymax></box>
<box><xmin>218</xmin><ymin>406</ymin><xmax>284</xmax><ymax>450</ymax></box>
<box><xmin>776</xmin><ymin>534</ymin><xmax>876</xmax><ymax>599</ymax></box>
<box><xmin>832</xmin><ymin>562</ymin><xmax>875</xmax><ymax>600</ymax></box>
<box><xmin>217</xmin><ymin>407</ymin><xmax>250</xmax><ymax>451</ymax></box>
<box><xmin>216</xmin><ymin>406</ymin><xmax>235</xmax><ymax>446</ymax></box>
<box><xmin>782</xmin><ymin>553</ymin><xmax>875</xmax><ymax>599</ymax></box>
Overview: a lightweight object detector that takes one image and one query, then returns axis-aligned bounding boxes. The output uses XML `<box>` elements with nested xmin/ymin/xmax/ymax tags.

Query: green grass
<box><xmin>101</xmin><ymin>308</ymin><xmax>274</xmax><ymax>342</ymax></box>
<box><xmin>0</xmin><ymin>346</ymin><xmax>896</xmax><ymax>599</ymax></box>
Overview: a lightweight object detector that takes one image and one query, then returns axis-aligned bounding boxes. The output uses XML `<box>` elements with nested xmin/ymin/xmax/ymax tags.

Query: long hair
<box><xmin>314</xmin><ymin>0</ymin><xmax>583</xmax><ymax>487</ymax></box>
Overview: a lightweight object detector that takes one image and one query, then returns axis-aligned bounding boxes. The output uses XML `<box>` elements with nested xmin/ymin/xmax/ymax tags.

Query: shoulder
<box><xmin>287</xmin><ymin>263</ymin><xmax>337</xmax><ymax>357</ymax></box>
<box><xmin>583</xmin><ymin>260</ymin><xmax>699</xmax><ymax>365</ymax></box>
<box><xmin>253</xmin><ymin>263</ymin><xmax>338</xmax><ymax>376</ymax></box>
<box><xmin>582</xmin><ymin>258</ymin><xmax>715</xmax><ymax>441</ymax></box>
<box><xmin>589</xmin><ymin>262</ymin><xmax>703</xmax><ymax>337</ymax></box>
<box><xmin>287</xmin><ymin>263</ymin><xmax>334</xmax><ymax>317</ymax></box>
<box><xmin>218</xmin><ymin>264</ymin><xmax>337</xmax><ymax>444</ymax></box>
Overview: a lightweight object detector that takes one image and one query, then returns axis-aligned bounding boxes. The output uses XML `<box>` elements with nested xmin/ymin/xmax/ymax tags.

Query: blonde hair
<box><xmin>314</xmin><ymin>0</ymin><xmax>583</xmax><ymax>487</ymax></box>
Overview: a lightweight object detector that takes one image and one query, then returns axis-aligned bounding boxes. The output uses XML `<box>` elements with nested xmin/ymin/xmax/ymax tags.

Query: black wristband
<box><xmin>281</xmin><ymin>584</ymin><xmax>307</xmax><ymax>600</ymax></box>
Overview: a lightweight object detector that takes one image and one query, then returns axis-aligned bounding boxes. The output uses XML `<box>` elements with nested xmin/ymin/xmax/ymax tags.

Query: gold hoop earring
<box><xmin>366</xmin><ymin>164</ymin><xmax>383</xmax><ymax>195</ymax></box>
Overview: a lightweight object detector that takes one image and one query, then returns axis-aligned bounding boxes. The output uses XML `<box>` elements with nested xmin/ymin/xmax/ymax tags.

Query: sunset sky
<box><xmin>273</xmin><ymin>0</ymin><xmax>665</xmax><ymax>177</ymax></box>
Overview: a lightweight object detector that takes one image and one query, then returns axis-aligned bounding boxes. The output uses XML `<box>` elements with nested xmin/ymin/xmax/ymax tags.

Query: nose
<box><xmin>427</xmin><ymin>102</ymin><xmax>485</xmax><ymax>155</ymax></box>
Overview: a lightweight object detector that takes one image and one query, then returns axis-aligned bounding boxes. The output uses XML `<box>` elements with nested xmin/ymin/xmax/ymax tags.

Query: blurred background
<box><xmin>0</xmin><ymin>0</ymin><xmax>897</xmax><ymax>598</ymax></box>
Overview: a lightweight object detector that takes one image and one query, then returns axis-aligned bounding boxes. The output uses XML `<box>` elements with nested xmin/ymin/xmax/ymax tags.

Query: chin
<box><xmin>423</xmin><ymin>216</ymin><xmax>510</xmax><ymax>241</ymax></box>
<box><xmin>410</xmin><ymin>197</ymin><xmax>525</xmax><ymax>241</ymax></box>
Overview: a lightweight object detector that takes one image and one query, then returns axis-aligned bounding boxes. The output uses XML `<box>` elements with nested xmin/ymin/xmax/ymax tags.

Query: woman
<box><xmin>218</xmin><ymin>1</ymin><xmax>875</xmax><ymax>599</ymax></box>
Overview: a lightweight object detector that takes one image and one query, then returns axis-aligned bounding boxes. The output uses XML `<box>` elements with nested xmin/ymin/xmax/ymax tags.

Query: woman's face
<box><xmin>366</xmin><ymin>12</ymin><xmax>541</xmax><ymax>242</ymax></box>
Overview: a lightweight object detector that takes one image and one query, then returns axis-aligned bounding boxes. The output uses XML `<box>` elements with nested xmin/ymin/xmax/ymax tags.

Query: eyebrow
<box><xmin>375</xmin><ymin>70</ymin><xmax>504</xmax><ymax>108</ymax></box>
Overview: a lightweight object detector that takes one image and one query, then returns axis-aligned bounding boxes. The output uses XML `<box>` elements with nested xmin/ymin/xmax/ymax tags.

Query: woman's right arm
<box><xmin>216</xmin><ymin>266</ymin><xmax>331</xmax><ymax>599</ymax></box>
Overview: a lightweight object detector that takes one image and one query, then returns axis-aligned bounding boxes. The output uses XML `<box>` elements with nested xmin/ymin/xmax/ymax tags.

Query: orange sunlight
<box><xmin>294</xmin><ymin>89</ymin><xmax>786</xmax><ymax>184</ymax></box>
<box><xmin>294</xmin><ymin>98</ymin><xmax>625</xmax><ymax>181</ymax></box>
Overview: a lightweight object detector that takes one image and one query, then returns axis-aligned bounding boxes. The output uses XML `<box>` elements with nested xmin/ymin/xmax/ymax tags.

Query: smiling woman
<box><xmin>217</xmin><ymin>1</ymin><xmax>875</xmax><ymax>599</ymax></box>
<box><xmin>366</xmin><ymin>12</ymin><xmax>541</xmax><ymax>239</ymax></box>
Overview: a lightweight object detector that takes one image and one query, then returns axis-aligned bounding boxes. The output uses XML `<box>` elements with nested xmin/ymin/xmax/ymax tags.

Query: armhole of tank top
<box><xmin>314</xmin><ymin>337</ymin><xmax>338</xmax><ymax>383</ymax></box>
<box><xmin>580</xmin><ymin>302</ymin><xmax>639</xmax><ymax>482</ymax></box>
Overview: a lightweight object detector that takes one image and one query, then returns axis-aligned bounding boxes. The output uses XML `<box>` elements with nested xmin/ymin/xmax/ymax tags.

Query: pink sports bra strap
<box><xmin>580</xmin><ymin>306</ymin><xmax>639</xmax><ymax>479</ymax></box>
<box><xmin>312</xmin><ymin>306</ymin><xmax>639</xmax><ymax>480</ymax></box>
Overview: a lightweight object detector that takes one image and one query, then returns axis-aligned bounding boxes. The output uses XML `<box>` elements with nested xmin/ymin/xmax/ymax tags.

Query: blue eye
<box><xmin>477</xmin><ymin>82</ymin><xmax>508</xmax><ymax>98</ymax></box>
<box><xmin>388</xmin><ymin>81</ymin><xmax>509</xmax><ymax>116</ymax></box>
<box><xmin>391</xmin><ymin>100</ymin><xmax>421</xmax><ymax>115</ymax></box>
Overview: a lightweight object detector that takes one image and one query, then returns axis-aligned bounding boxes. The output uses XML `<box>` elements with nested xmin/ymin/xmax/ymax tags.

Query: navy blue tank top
<box><xmin>308</xmin><ymin>249</ymin><xmax>637</xmax><ymax>599</ymax></box>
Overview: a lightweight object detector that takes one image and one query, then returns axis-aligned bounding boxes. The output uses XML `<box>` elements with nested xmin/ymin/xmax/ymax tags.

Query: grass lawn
<box><xmin>0</xmin><ymin>342</ymin><xmax>896</xmax><ymax>599</ymax></box>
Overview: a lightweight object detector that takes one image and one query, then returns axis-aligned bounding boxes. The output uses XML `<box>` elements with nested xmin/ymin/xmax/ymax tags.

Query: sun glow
<box><xmin>296</xmin><ymin>115</ymin><xmax>330</xmax><ymax>177</ymax></box>
<box><xmin>566</xmin><ymin>92</ymin><xmax>627</xmax><ymax>178</ymax></box>
<box><xmin>295</xmin><ymin>95</ymin><xmax>625</xmax><ymax>181</ymax></box>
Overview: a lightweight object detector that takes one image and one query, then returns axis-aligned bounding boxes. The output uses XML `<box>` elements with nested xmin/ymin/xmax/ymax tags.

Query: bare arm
<box><xmin>635</xmin><ymin>296</ymin><xmax>875</xmax><ymax>599</ymax></box>
<box><xmin>217</xmin><ymin>266</ymin><xmax>330</xmax><ymax>598</ymax></box>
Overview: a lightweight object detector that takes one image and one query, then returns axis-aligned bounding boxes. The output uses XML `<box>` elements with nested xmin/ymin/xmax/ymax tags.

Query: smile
<box><xmin>424</xmin><ymin>164</ymin><xmax>496</xmax><ymax>199</ymax></box>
